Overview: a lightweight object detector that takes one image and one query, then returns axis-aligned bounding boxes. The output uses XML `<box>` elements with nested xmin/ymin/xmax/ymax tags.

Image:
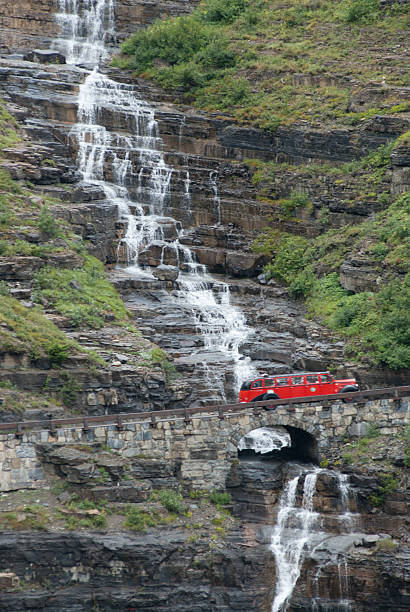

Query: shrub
<box><xmin>332</xmin><ymin>292</ymin><xmax>372</xmax><ymax>328</ymax></box>
<box><xmin>289</xmin><ymin>266</ymin><xmax>316</xmax><ymax>299</ymax></box>
<box><xmin>157</xmin><ymin>489</ymin><xmax>185</xmax><ymax>514</ymax></box>
<box><xmin>280</xmin><ymin>191</ymin><xmax>311</xmax><ymax>219</ymax></box>
<box><xmin>342</xmin><ymin>453</ymin><xmax>353</xmax><ymax>465</ymax></box>
<box><xmin>121</xmin><ymin>16</ymin><xmax>212</xmax><ymax>70</ymax></box>
<box><xmin>374</xmin><ymin>538</ymin><xmax>397</xmax><ymax>553</ymax></box>
<box><xmin>45</xmin><ymin>339</ymin><xmax>70</xmax><ymax>367</ymax></box>
<box><xmin>210</xmin><ymin>490</ymin><xmax>232</xmax><ymax>506</ymax></box>
<box><xmin>59</xmin><ymin>373</ymin><xmax>81</xmax><ymax>406</ymax></box>
<box><xmin>124</xmin><ymin>505</ymin><xmax>158</xmax><ymax>531</ymax></box>
<box><xmin>262</xmin><ymin>233</ymin><xmax>310</xmax><ymax>285</ymax></box>
<box><xmin>199</xmin><ymin>0</ymin><xmax>249</xmax><ymax>24</ymax></box>
<box><xmin>155</xmin><ymin>62</ymin><xmax>205</xmax><ymax>90</ymax></box>
<box><xmin>370</xmin><ymin>473</ymin><xmax>399</xmax><ymax>506</ymax></box>
<box><xmin>344</xmin><ymin>0</ymin><xmax>380</xmax><ymax>23</ymax></box>
<box><xmin>194</xmin><ymin>37</ymin><xmax>236</xmax><ymax>69</ymax></box>
<box><xmin>39</xmin><ymin>206</ymin><xmax>59</xmax><ymax>238</ymax></box>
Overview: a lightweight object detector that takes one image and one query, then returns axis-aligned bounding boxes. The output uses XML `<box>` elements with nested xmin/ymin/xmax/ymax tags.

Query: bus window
<box><xmin>320</xmin><ymin>374</ymin><xmax>333</xmax><ymax>383</ymax></box>
<box><xmin>306</xmin><ymin>375</ymin><xmax>319</xmax><ymax>384</ymax></box>
<box><xmin>264</xmin><ymin>379</ymin><xmax>275</xmax><ymax>387</ymax></box>
<box><xmin>251</xmin><ymin>380</ymin><xmax>263</xmax><ymax>389</ymax></box>
<box><xmin>276</xmin><ymin>377</ymin><xmax>289</xmax><ymax>386</ymax></box>
<box><xmin>291</xmin><ymin>376</ymin><xmax>304</xmax><ymax>385</ymax></box>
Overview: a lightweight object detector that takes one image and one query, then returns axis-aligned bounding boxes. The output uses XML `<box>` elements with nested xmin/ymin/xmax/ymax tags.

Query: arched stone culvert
<box><xmin>226</xmin><ymin>412</ymin><xmax>321</xmax><ymax>460</ymax></box>
<box><xmin>235</xmin><ymin>424</ymin><xmax>319</xmax><ymax>465</ymax></box>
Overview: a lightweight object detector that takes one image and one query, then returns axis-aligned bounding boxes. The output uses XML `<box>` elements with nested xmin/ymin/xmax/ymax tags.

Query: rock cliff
<box><xmin>0</xmin><ymin>1</ymin><xmax>408</xmax><ymax>610</ymax></box>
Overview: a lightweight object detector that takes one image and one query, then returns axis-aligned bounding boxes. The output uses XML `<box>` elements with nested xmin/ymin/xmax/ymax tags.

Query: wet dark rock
<box><xmin>24</xmin><ymin>49</ymin><xmax>66</xmax><ymax>64</ymax></box>
<box><xmin>0</xmin><ymin>530</ymin><xmax>273</xmax><ymax>612</ymax></box>
<box><xmin>153</xmin><ymin>264</ymin><xmax>179</xmax><ymax>281</ymax></box>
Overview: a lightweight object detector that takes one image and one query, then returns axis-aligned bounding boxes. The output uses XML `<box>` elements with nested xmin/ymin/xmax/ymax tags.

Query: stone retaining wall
<box><xmin>1</xmin><ymin>396</ymin><xmax>408</xmax><ymax>492</ymax></box>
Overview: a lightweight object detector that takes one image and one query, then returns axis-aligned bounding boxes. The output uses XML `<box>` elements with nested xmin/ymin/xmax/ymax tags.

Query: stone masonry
<box><xmin>0</xmin><ymin>396</ymin><xmax>408</xmax><ymax>492</ymax></box>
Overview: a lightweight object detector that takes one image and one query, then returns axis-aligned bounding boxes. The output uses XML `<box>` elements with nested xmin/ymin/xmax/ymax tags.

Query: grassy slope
<box><xmin>250</xmin><ymin>148</ymin><xmax>410</xmax><ymax>369</ymax></box>
<box><xmin>116</xmin><ymin>0</ymin><xmax>409</xmax><ymax>130</ymax></box>
<box><xmin>117</xmin><ymin>0</ymin><xmax>409</xmax><ymax>371</ymax></box>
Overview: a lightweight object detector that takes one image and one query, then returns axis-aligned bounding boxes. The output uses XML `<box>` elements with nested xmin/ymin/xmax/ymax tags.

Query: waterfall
<box><xmin>210</xmin><ymin>169</ymin><xmax>222</xmax><ymax>225</ymax></box>
<box><xmin>270</xmin><ymin>469</ymin><xmax>358</xmax><ymax>611</ymax></box>
<box><xmin>271</xmin><ymin>469</ymin><xmax>321</xmax><ymax>612</ymax></box>
<box><xmin>238</xmin><ymin>427</ymin><xmax>291</xmax><ymax>454</ymax></box>
<box><xmin>53</xmin><ymin>0</ymin><xmax>257</xmax><ymax>398</ymax></box>
<box><xmin>53</xmin><ymin>0</ymin><xmax>115</xmax><ymax>65</ymax></box>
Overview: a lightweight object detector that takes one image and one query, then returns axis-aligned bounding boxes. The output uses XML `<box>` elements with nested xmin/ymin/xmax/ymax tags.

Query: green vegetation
<box><xmin>252</xmin><ymin>184</ymin><xmax>410</xmax><ymax>369</ymax></box>
<box><xmin>0</xmin><ymin>101</ymin><xmax>20</xmax><ymax>150</ymax></box>
<box><xmin>0</xmin><ymin>505</ymin><xmax>49</xmax><ymax>531</ymax></box>
<box><xmin>369</xmin><ymin>473</ymin><xmax>399</xmax><ymax>507</ymax></box>
<box><xmin>0</xmin><ymin>294</ymin><xmax>100</xmax><ymax>367</ymax></box>
<box><xmin>0</xmin><ymin>387</ymin><xmax>59</xmax><ymax>415</ymax></box>
<box><xmin>342</xmin><ymin>453</ymin><xmax>353</xmax><ymax>465</ymax></box>
<box><xmin>210</xmin><ymin>490</ymin><xmax>232</xmax><ymax>507</ymax></box>
<box><xmin>124</xmin><ymin>505</ymin><xmax>161</xmax><ymax>531</ymax></box>
<box><xmin>33</xmin><ymin>256</ymin><xmax>132</xmax><ymax>329</ymax></box>
<box><xmin>344</xmin><ymin>0</ymin><xmax>380</xmax><ymax>24</ymax></box>
<box><xmin>154</xmin><ymin>488</ymin><xmax>186</xmax><ymax>514</ymax></box>
<box><xmin>374</xmin><ymin>537</ymin><xmax>398</xmax><ymax>553</ymax></box>
<box><xmin>404</xmin><ymin>426</ymin><xmax>410</xmax><ymax>468</ymax></box>
<box><xmin>65</xmin><ymin>512</ymin><xmax>107</xmax><ymax>530</ymax></box>
<box><xmin>38</xmin><ymin>206</ymin><xmax>60</xmax><ymax>238</ymax></box>
<box><xmin>116</xmin><ymin>0</ymin><xmax>408</xmax><ymax>130</ymax></box>
<box><xmin>58</xmin><ymin>373</ymin><xmax>81</xmax><ymax>406</ymax></box>
<box><xmin>138</xmin><ymin>347</ymin><xmax>177</xmax><ymax>381</ymax></box>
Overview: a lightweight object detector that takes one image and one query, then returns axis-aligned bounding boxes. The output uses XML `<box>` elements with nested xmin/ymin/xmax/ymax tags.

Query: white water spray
<box><xmin>238</xmin><ymin>427</ymin><xmax>291</xmax><ymax>454</ymax></box>
<box><xmin>54</xmin><ymin>0</ymin><xmax>115</xmax><ymax>65</ymax></box>
<box><xmin>271</xmin><ymin>469</ymin><xmax>358</xmax><ymax>611</ymax></box>
<box><xmin>54</xmin><ymin>0</ymin><xmax>257</xmax><ymax>398</ymax></box>
<box><xmin>271</xmin><ymin>469</ymin><xmax>321</xmax><ymax>612</ymax></box>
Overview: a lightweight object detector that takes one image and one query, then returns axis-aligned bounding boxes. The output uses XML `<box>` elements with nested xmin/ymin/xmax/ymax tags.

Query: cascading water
<box><xmin>210</xmin><ymin>170</ymin><xmax>222</xmax><ymax>225</ymax></box>
<box><xmin>53</xmin><ymin>0</ymin><xmax>115</xmax><ymax>65</ymax></box>
<box><xmin>54</xmin><ymin>0</ymin><xmax>257</xmax><ymax>399</ymax></box>
<box><xmin>270</xmin><ymin>468</ymin><xmax>358</xmax><ymax>611</ymax></box>
<box><xmin>238</xmin><ymin>427</ymin><xmax>291</xmax><ymax>454</ymax></box>
<box><xmin>271</xmin><ymin>469</ymin><xmax>321</xmax><ymax>612</ymax></box>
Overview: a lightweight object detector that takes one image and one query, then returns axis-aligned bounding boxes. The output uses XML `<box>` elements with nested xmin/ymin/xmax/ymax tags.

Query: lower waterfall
<box><xmin>269</xmin><ymin>467</ymin><xmax>357</xmax><ymax>611</ymax></box>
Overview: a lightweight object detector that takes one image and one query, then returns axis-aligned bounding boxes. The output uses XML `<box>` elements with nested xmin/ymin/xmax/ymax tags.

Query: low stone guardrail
<box><xmin>0</xmin><ymin>386</ymin><xmax>408</xmax><ymax>436</ymax></box>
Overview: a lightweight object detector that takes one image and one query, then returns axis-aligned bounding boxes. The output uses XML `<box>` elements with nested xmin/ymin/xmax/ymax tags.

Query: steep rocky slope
<box><xmin>0</xmin><ymin>97</ymin><xmax>191</xmax><ymax>419</ymax></box>
<box><xmin>0</xmin><ymin>1</ymin><xmax>408</xmax><ymax>611</ymax></box>
<box><xmin>113</xmin><ymin>0</ymin><xmax>410</xmax><ymax>380</ymax></box>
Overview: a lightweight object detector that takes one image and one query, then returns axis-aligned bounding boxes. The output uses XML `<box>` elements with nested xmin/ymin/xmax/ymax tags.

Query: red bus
<box><xmin>239</xmin><ymin>371</ymin><xmax>358</xmax><ymax>404</ymax></box>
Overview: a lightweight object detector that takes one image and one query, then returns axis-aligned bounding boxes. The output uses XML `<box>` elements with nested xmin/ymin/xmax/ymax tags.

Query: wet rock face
<box><xmin>292</xmin><ymin>547</ymin><xmax>410</xmax><ymax>612</ymax></box>
<box><xmin>1</xmin><ymin>458</ymin><xmax>407</xmax><ymax>611</ymax></box>
<box><xmin>0</xmin><ymin>531</ymin><xmax>274</xmax><ymax>612</ymax></box>
<box><xmin>227</xmin><ymin>459</ymin><xmax>410</xmax><ymax>611</ymax></box>
<box><xmin>0</xmin><ymin>0</ymin><xmax>199</xmax><ymax>54</ymax></box>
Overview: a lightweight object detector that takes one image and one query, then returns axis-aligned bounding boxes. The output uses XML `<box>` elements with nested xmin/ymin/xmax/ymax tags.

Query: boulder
<box><xmin>23</xmin><ymin>49</ymin><xmax>66</xmax><ymax>64</ymax></box>
<box><xmin>152</xmin><ymin>264</ymin><xmax>179</xmax><ymax>281</ymax></box>
<box><xmin>339</xmin><ymin>256</ymin><xmax>380</xmax><ymax>293</ymax></box>
<box><xmin>226</xmin><ymin>251</ymin><xmax>269</xmax><ymax>278</ymax></box>
<box><xmin>0</xmin><ymin>256</ymin><xmax>44</xmax><ymax>280</ymax></box>
<box><xmin>139</xmin><ymin>241</ymin><xmax>181</xmax><ymax>267</ymax></box>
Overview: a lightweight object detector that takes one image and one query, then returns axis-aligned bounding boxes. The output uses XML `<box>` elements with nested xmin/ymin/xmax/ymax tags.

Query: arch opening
<box><xmin>237</xmin><ymin>425</ymin><xmax>319</xmax><ymax>465</ymax></box>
